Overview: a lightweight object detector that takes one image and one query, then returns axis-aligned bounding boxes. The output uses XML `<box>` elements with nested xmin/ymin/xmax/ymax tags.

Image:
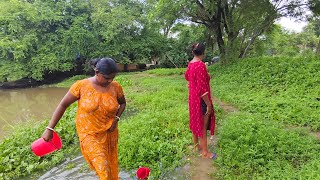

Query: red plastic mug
<box><xmin>31</xmin><ymin>131</ymin><xmax>62</xmax><ymax>157</ymax></box>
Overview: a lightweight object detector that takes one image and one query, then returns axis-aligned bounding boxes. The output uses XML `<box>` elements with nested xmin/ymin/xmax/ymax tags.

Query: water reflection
<box><xmin>38</xmin><ymin>156</ymin><xmax>134</xmax><ymax>180</ymax></box>
<box><xmin>0</xmin><ymin>87</ymin><xmax>68</xmax><ymax>139</ymax></box>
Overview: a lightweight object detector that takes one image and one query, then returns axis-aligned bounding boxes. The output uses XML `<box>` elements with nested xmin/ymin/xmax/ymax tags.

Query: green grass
<box><xmin>1</xmin><ymin>56</ymin><xmax>320</xmax><ymax>179</ymax></box>
<box><xmin>0</xmin><ymin>70</ymin><xmax>223</xmax><ymax>179</ymax></box>
<box><xmin>210</xmin><ymin>55</ymin><xmax>320</xmax><ymax>179</ymax></box>
<box><xmin>216</xmin><ymin>112</ymin><xmax>320</xmax><ymax>179</ymax></box>
<box><xmin>53</xmin><ymin>75</ymin><xmax>89</xmax><ymax>87</ymax></box>
<box><xmin>147</xmin><ymin>68</ymin><xmax>186</xmax><ymax>76</ymax></box>
<box><xmin>0</xmin><ymin>104</ymin><xmax>80</xmax><ymax>179</ymax></box>
<box><xmin>210</xmin><ymin>55</ymin><xmax>320</xmax><ymax>130</ymax></box>
<box><xmin>118</xmin><ymin>73</ymin><xmax>191</xmax><ymax>178</ymax></box>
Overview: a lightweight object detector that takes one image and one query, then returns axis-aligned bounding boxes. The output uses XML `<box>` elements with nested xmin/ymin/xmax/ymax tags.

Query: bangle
<box><xmin>115</xmin><ymin>116</ymin><xmax>120</xmax><ymax>121</ymax></box>
<box><xmin>46</xmin><ymin>126</ymin><xmax>55</xmax><ymax>131</ymax></box>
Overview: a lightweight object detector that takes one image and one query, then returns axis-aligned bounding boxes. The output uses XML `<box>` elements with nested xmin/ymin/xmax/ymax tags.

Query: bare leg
<box><xmin>193</xmin><ymin>134</ymin><xmax>201</xmax><ymax>152</ymax></box>
<box><xmin>200</xmin><ymin>114</ymin><xmax>214</xmax><ymax>158</ymax></box>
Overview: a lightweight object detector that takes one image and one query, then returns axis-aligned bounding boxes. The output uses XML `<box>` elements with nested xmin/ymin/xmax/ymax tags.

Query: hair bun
<box><xmin>191</xmin><ymin>42</ymin><xmax>205</xmax><ymax>56</ymax></box>
<box><xmin>89</xmin><ymin>58</ymin><xmax>101</xmax><ymax>69</ymax></box>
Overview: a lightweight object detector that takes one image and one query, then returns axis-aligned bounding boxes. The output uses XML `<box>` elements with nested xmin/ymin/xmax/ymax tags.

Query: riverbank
<box><xmin>1</xmin><ymin>69</ymin><xmax>218</xmax><ymax>179</ymax></box>
<box><xmin>0</xmin><ymin>71</ymin><xmax>79</xmax><ymax>89</ymax></box>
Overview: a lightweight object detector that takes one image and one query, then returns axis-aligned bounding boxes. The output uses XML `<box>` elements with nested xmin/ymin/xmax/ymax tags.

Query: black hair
<box><xmin>192</xmin><ymin>42</ymin><xmax>206</xmax><ymax>56</ymax></box>
<box><xmin>90</xmin><ymin>57</ymin><xmax>118</xmax><ymax>75</ymax></box>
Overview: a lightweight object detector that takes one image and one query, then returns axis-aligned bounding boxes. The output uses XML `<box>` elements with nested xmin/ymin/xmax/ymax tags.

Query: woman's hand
<box><xmin>205</xmin><ymin>104</ymin><xmax>213</xmax><ymax>116</ymax></box>
<box><xmin>42</xmin><ymin>129</ymin><xmax>54</xmax><ymax>142</ymax></box>
<box><xmin>107</xmin><ymin>118</ymin><xmax>118</xmax><ymax>133</ymax></box>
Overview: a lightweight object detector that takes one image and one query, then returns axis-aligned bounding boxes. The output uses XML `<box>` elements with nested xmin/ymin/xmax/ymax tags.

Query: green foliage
<box><xmin>54</xmin><ymin>75</ymin><xmax>89</xmax><ymax>87</ymax></box>
<box><xmin>0</xmin><ymin>0</ymin><xmax>170</xmax><ymax>81</ymax></box>
<box><xmin>257</xmin><ymin>24</ymin><xmax>319</xmax><ymax>57</ymax></box>
<box><xmin>0</xmin><ymin>0</ymin><xmax>319</xmax><ymax>82</ymax></box>
<box><xmin>118</xmin><ymin>74</ymin><xmax>191</xmax><ymax>178</ymax></box>
<box><xmin>148</xmin><ymin>0</ymin><xmax>184</xmax><ymax>36</ymax></box>
<box><xmin>158</xmin><ymin>23</ymin><xmax>207</xmax><ymax>68</ymax></box>
<box><xmin>0</xmin><ymin>104</ymin><xmax>79</xmax><ymax>179</ymax></box>
<box><xmin>309</xmin><ymin>0</ymin><xmax>320</xmax><ymax>16</ymax></box>
<box><xmin>0</xmin><ymin>72</ymin><xmax>222</xmax><ymax>179</ymax></box>
<box><xmin>2</xmin><ymin>56</ymin><xmax>320</xmax><ymax>179</ymax></box>
<box><xmin>210</xmin><ymin>56</ymin><xmax>320</xmax><ymax>130</ymax></box>
<box><xmin>216</xmin><ymin>112</ymin><xmax>320</xmax><ymax>179</ymax></box>
<box><xmin>146</xmin><ymin>68</ymin><xmax>186</xmax><ymax>76</ymax></box>
<box><xmin>0</xmin><ymin>0</ymin><xmax>77</xmax><ymax>81</ymax></box>
<box><xmin>208</xmin><ymin>56</ymin><xmax>320</xmax><ymax>178</ymax></box>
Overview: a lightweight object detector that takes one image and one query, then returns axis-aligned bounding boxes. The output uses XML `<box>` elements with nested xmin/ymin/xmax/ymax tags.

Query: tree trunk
<box><xmin>240</xmin><ymin>34</ymin><xmax>258</xmax><ymax>58</ymax></box>
<box><xmin>215</xmin><ymin>2</ymin><xmax>226</xmax><ymax>58</ymax></box>
<box><xmin>215</xmin><ymin>25</ymin><xmax>225</xmax><ymax>56</ymax></box>
<box><xmin>317</xmin><ymin>38</ymin><xmax>320</xmax><ymax>54</ymax></box>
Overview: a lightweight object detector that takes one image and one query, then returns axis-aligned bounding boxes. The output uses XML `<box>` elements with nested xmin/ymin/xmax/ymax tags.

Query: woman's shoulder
<box><xmin>74</xmin><ymin>78</ymin><xmax>89</xmax><ymax>85</ymax></box>
<box><xmin>70</xmin><ymin>78</ymin><xmax>90</xmax><ymax>89</ymax></box>
<box><xmin>188</xmin><ymin>60</ymin><xmax>205</xmax><ymax>68</ymax></box>
<box><xmin>110</xmin><ymin>81</ymin><xmax>122</xmax><ymax>87</ymax></box>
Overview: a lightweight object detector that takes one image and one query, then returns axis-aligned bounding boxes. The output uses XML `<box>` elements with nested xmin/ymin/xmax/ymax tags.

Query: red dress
<box><xmin>185</xmin><ymin>61</ymin><xmax>215</xmax><ymax>138</ymax></box>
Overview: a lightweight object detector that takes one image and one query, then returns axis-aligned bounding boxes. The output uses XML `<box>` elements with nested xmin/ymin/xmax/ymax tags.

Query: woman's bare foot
<box><xmin>193</xmin><ymin>143</ymin><xmax>202</xmax><ymax>153</ymax></box>
<box><xmin>210</xmin><ymin>135</ymin><xmax>214</xmax><ymax>140</ymax></box>
<box><xmin>202</xmin><ymin>152</ymin><xmax>217</xmax><ymax>159</ymax></box>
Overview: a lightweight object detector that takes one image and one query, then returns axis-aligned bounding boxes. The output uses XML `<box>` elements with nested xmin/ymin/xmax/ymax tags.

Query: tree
<box><xmin>0</xmin><ymin>0</ymin><xmax>93</xmax><ymax>80</ymax></box>
<box><xmin>309</xmin><ymin>0</ymin><xmax>320</xmax><ymax>16</ymax></box>
<box><xmin>164</xmin><ymin>0</ymin><xmax>318</xmax><ymax>62</ymax></box>
<box><xmin>307</xmin><ymin>18</ymin><xmax>320</xmax><ymax>54</ymax></box>
<box><xmin>148</xmin><ymin>0</ymin><xmax>185</xmax><ymax>37</ymax></box>
<box><xmin>160</xmin><ymin>23</ymin><xmax>207</xmax><ymax>68</ymax></box>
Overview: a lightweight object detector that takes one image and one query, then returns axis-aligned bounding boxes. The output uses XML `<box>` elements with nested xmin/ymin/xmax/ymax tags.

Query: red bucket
<box><xmin>31</xmin><ymin>131</ymin><xmax>62</xmax><ymax>157</ymax></box>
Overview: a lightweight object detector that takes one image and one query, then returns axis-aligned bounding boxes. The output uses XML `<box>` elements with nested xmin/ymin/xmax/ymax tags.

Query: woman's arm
<box><xmin>116</xmin><ymin>96</ymin><xmax>126</xmax><ymax>118</ymax></box>
<box><xmin>42</xmin><ymin>91</ymin><xmax>78</xmax><ymax>141</ymax></box>
<box><xmin>201</xmin><ymin>93</ymin><xmax>213</xmax><ymax>115</ymax></box>
<box><xmin>107</xmin><ymin>96</ymin><xmax>126</xmax><ymax>133</ymax></box>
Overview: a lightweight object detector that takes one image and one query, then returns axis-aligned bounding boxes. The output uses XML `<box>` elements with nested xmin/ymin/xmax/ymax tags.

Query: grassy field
<box><xmin>0</xmin><ymin>56</ymin><xmax>319</xmax><ymax>179</ymax></box>
<box><xmin>211</xmin><ymin>55</ymin><xmax>320</xmax><ymax>179</ymax></box>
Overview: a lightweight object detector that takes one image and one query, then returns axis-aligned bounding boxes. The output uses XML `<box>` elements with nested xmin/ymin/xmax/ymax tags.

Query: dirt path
<box><xmin>185</xmin><ymin>139</ymin><xmax>217</xmax><ymax>180</ymax></box>
<box><xmin>212</xmin><ymin>96</ymin><xmax>239</xmax><ymax>113</ymax></box>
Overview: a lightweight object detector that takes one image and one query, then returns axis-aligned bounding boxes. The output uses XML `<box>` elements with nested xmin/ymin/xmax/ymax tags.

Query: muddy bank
<box><xmin>0</xmin><ymin>64</ymin><xmax>148</xmax><ymax>89</ymax></box>
<box><xmin>0</xmin><ymin>71</ymin><xmax>80</xmax><ymax>89</ymax></box>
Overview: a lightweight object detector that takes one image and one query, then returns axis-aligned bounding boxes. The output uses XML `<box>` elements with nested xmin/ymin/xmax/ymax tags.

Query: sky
<box><xmin>276</xmin><ymin>17</ymin><xmax>308</xmax><ymax>33</ymax></box>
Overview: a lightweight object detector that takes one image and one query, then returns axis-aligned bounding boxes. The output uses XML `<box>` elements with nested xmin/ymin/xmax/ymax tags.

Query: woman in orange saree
<box><xmin>42</xmin><ymin>57</ymin><xmax>126</xmax><ymax>180</ymax></box>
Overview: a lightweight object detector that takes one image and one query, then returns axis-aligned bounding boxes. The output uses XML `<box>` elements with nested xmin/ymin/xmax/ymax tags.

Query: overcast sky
<box><xmin>276</xmin><ymin>17</ymin><xmax>308</xmax><ymax>33</ymax></box>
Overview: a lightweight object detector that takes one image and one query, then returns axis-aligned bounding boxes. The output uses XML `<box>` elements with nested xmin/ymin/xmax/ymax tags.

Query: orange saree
<box><xmin>70</xmin><ymin>79</ymin><xmax>124</xmax><ymax>180</ymax></box>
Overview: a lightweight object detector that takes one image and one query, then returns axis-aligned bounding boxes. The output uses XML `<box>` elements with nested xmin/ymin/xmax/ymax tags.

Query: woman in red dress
<box><xmin>184</xmin><ymin>42</ymin><xmax>216</xmax><ymax>159</ymax></box>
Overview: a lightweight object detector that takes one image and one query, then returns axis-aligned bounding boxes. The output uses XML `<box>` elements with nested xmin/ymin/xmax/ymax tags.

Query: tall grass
<box><xmin>211</xmin><ymin>56</ymin><xmax>320</xmax><ymax>179</ymax></box>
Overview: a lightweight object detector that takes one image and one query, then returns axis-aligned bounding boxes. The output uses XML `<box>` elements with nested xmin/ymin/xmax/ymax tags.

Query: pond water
<box><xmin>37</xmin><ymin>156</ymin><xmax>133</xmax><ymax>180</ymax></box>
<box><xmin>0</xmin><ymin>87</ymin><xmax>68</xmax><ymax>139</ymax></box>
